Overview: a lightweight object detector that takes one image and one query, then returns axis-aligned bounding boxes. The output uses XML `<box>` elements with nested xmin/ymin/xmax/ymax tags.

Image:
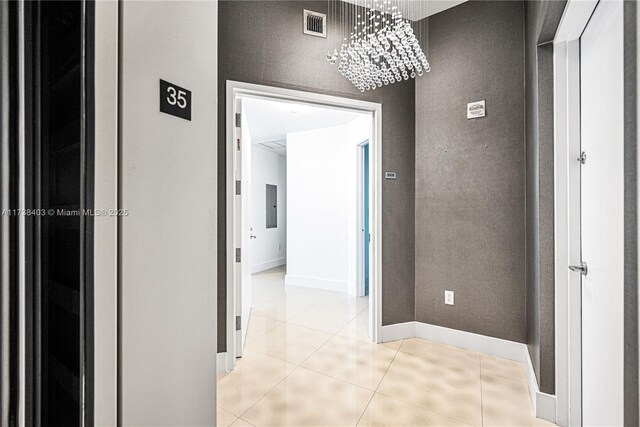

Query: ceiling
<box><xmin>242</xmin><ymin>97</ymin><xmax>369</xmax><ymax>156</ymax></box>
<box><xmin>340</xmin><ymin>0</ymin><xmax>467</xmax><ymax>21</ymax></box>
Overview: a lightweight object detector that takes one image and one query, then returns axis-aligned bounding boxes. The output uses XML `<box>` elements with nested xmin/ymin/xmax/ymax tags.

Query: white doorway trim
<box><xmin>553</xmin><ymin>1</ymin><xmax>598</xmax><ymax>426</ymax></box>
<box><xmin>224</xmin><ymin>81</ymin><xmax>383</xmax><ymax>372</ymax></box>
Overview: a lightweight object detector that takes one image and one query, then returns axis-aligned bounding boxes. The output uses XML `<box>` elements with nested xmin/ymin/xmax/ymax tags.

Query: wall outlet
<box><xmin>444</xmin><ymin>290</ymin><xmax>454</xmax><ymax>306</ymax></box>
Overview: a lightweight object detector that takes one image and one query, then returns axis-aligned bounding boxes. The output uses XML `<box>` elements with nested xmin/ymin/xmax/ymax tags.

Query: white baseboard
<box><xmin>284</xmin><ymin>274</ymin><xmax>348</xmax><ymax>292</ymax></box>
<box><xmin>381</xmin><ymin>321</ymin><xmax>415</xmax><ymax>342</ymax></box>
<box><xmin>524</xmin><ymin>347</ymin><xmax>557</xmax><ymax>423</ymax></box>
<box><xmin>381</xmin><ymin>321</ymin><xmax>557</xmax><ymax>423</ymax></box>
<box><xmin>251</xmin><ymin>258</ymin><xmax>286</xmax><ymax>274</ymax></box>
<box><xmin>414</xmin><ymin>322</ymin><xmax>526</xmax><ymax>362</ymax></box>
<box><xmin>217</xmin><ymin>352</ymin><xmax>233</xmax><ymax>373</ymax></box>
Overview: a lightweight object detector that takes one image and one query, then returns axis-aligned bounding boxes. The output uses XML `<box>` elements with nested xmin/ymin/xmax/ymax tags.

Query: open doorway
<box><xmin>224</xmin><ymin>82</ymin><xmax>382</xmax><ymax>370</ymax></box>
<box><xmin>357</xmin><ymin>141</ymin><xmax>370</xmax><ymax>298</ymax></box>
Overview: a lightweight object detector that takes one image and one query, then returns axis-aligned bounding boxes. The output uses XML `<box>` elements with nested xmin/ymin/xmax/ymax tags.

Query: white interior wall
<box><xmin>250</xmin><ymin>146</ymin><xmax>287</xmax><ymax>273</ymax></box>
<box><xmin>286</xmin><ymin>119</ymin><xmax>370</xmax><ymax>293</ymax></box>
<box><xmin>119</xmin><ymin>1</ymin><xmax>217</xmax><ymax>425</ymax></box>
<box><xmin>94</xmin><ymin>2</ymin><xmax>119</xmax><ymax>424</ymax></box>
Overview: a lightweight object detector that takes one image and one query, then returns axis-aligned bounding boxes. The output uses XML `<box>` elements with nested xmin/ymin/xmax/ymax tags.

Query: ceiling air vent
<box><xmin>258</xmin><ymin>140</ymin><xmax>286</xmax><ymax>150</ymax></box>
<box><xmin>303</xmin><ymin>10</ymin><xmax>326</xmax><ymax>38</ymax></box>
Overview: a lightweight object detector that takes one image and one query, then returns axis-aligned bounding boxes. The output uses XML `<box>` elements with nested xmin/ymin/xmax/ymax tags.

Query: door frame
<box><xmin>225</xmin><ymin>81</ymin><xmax>383</xmax><ymax>371</ymax></box>
<box><xmin>554</xmin><ymin>1</ymin><xmax>606</xmax><ymax>425</ymax></box>
<box><xmin>356</xmin><ymin>140</ymin><xmax>369</xmax><ymax>298</ymax></box>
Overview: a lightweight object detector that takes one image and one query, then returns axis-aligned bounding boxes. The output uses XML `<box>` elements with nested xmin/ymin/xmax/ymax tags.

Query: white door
<box><xmin>233</xmin><ymin>98</ymin><xmax>252</xmax><ymax>357</ymax></box>
<box><xmin>579</xmin><ymin>1</ymin><xmax>624</xmax><ymax>424</ymax></box>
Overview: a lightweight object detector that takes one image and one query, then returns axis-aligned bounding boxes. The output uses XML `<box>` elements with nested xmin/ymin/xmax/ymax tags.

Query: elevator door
<box><xmin>29</xmin><ymin>1</ymin><xmax>94</xmax><ymax>425</ymax></box>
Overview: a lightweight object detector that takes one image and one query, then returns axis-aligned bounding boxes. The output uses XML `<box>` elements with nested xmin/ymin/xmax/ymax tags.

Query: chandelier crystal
<box><xmin>327</xmin><ymin>0</ymin><xmax>430</xmax><ymax>92</ymax></box>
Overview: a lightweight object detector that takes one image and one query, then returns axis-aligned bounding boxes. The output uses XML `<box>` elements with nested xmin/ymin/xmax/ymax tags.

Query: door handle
<box><xmin>568</xmin><ymin>262</ymin><xmax>588</xmax><ymax>276</ymax></box>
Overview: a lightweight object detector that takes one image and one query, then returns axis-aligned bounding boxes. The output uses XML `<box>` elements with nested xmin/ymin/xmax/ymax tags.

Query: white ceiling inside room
<box><xmin>340</xmin><ymin>0</ymin><xmax>467</xmax><ymax>21</ymax></box>
<box><xmin>242</xmin><ymin>97</ymin><xmax>369</xmax><ymax>156</ymax></box>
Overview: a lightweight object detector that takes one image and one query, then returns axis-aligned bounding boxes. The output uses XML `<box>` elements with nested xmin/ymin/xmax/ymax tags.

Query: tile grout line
<box><xmin>294</xmin><ymin>306</ymin><xmax>364</xmax><ymax>366</ymax></box>
<box><xmin>354</xmin><ymin>391</ymin><xmax>376</xmax><ymax>427</ymax></box>
<box><xmin>355</xmin><ymin>346</ymin><xmax>400</xmax><ymax>427</ymax></box>
<box><xmin>234</xmin><ymin>361</ymin><xmax>298</xmax><ymax>421</ymax></box>
<box><xmin>234</xmin><ymin>271</ymin><xmax>385</xmax><ymax>424</ymax></box>
<box><xmin>257</xmin><ymin>298</ymin><xmax>366</xmax><ymax>336</ymax></box>
<box><xmin>243</xmin><ymin>272</ymin><xmax>534</xmax><ymax>426</ymax></box>
<box><xmin>276</xmin><ymin>302</ymin><xmax>400</xmax><ymax>393</ymax></box>
<box><xmin>236</xmin><ymin>311</ymin><xmax>375</xmax><ymax>419</ymax></box>
<box><xmin>373</xmin><ymin>344</ymin><xmax>485</xmax><ymax>427</ymax></box>
<box><xmin>374</xmin><ymin>343</ymin><xmax>400</xmax><ymax>392</ymax></box>
<box><xmin>372</xmin><ymin>388</ymin><xmax>480</xmax><ymax>427</ymax></box>
<box><xmin>357</xmin><ymin>349</ymin><xmax>401</xmax><ymax>426</ymax></box>
<box><xmin>296</xmin><ymin>337</ymin><xmax>401</xmax><ymax>394</ymax></box>
<box><xmin>232</xmin><ymin>305</ymin><xmax>370</xmax><ymax>422</ymax></box>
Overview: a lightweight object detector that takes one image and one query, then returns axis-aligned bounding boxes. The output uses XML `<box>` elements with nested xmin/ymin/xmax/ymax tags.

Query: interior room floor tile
<box><xmin>398</xmin><ymin>337</ymin><xmax>481</xmax><ymax>373</ymax></box>
<box><xmin>252</xmin><ymin>298</ymin><xmax>314</xmax><ymax>322</ymax></box>
<box><xmin>229</xmin><ymin>418</ymin><xmax>255</xmax><ymax>427</ymax></box>
<box><xmin>357</xmin><ymin>393</ymin><xmax>474</xmax><ymax>427</ymax></box>
<box><xmin>480</xmin><ymin>353</ymin><xmax>528</xmax><ymax>384</ymax></box>
<box><xmin>481</xmin><ymin>373</ymin><xmax>555</xmax><ymax>427</ymax></box>
<box><xmin>337</xmin><ymin>308</ymin><xmax>370</xmax><ymax>342</ymax></box>
<box><xmin>244</xmin><ymin>311</ymin><xmax>283</xmax><ymax>343</ymax></box>
<box><xmin>376</xmin><ymin>351</ymin><xmax>483</xmax><ymax>425</ymax></box>
<box><xmin>381</xmin><ymin>339</ymin><xmax>403</xmax><ymax>351</ymax></box>
<box><xmin>302</xmin><ymin>335</ymin><xmax>397</xmax><ymax>390</ymax></box>
<box><xmin>242</xmin><ymin>367</ymin><xmax>373</xmax><ymax>427</ymax></box>
<box><xmin>280</xmin><ymin>287</ymin><xmax>341</xmax><ymax>305</ymax></box>
<box><xmin>245</xmin><ymin>322</ymin><xmax>333</xmax><ymax>365</ymax></box>
<box><xmin>287</xmin><ymin>305</ymin><xmax>358</xmax><ymax>334</ymax></box>
<box><xmin>217</xmin><ymin>407</ymin><xmax>238</xmax><ymax>427</ymax></box>
<box><xmin>218</xmin><ymin>267</ymin><xmax>554</xmax><ymax>427</ymax></box>
<box><xmin>217</xmin><ymin>352</ymin><xmax>296</xmax><ymax>417</ymax></box>
<box><xmin>314</xmin><ymin>293</ymin><xmax>369</xmax><ymax>316</ymax></box>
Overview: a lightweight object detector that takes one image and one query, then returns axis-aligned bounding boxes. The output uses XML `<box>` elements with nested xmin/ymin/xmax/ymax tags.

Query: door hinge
<box><xmin>235</xmin><ymin>112</ymin><xmax>241</xmax><ymax>128</ymax></box>
<box><xmin>236</xmin><ymin>315</ymin><xmax>241</xmax><ymax>330</ymax></box>
<box><xmin>236</xmin><ymin>180</ymin><xmax>241</xmax><ymax>195</ymax></box>
<box><xmin>577</xmin><ymin>151</ymin><xmax>587</xmax><ymax>165</ymax></box>
<box><xmin>235</xmin><ymin>248</ymin><xmax>241</xmax><ymax>263</ymax></box>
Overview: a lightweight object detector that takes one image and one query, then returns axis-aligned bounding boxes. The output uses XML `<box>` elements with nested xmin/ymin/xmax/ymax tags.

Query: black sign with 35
<box><xmin>160</xmin><ymin>79</ymin><xmax>191</xmax><ymax>121</ymax></box>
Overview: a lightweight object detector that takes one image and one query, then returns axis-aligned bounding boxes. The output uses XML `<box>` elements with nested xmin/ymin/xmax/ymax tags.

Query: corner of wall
<box><xmin>413</xmin><ymin>15</ymin><xmax>429</xmax><ymax>324</ymax></box>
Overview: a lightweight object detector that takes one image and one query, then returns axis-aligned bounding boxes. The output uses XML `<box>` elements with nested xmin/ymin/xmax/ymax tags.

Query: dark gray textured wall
<box><xmin>524</xmin><ymin>0</ymin><xmax>566</xmax><ymax>395</ymax></box>
<box><xmin>524</xmin><ymin>14</ymin><xmax>541</xmax><ymax>388</ymax></box>
<box><xmin>217</xmin><ymin>0</ymin><xmax>416</xmax><ymax>351</ymax></box>
<box><xmin>414</xmin><ymin>1</ymin><xmax>526</xmax><ymax>343</ymax></box>
<box><xmin>623</xmin><ymin>1</ymin><xmax>638</xmax><ymax>425</ymax></box>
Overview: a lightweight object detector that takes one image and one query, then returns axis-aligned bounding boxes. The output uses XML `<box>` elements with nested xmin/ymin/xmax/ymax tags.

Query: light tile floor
<box><xmin>217</xmin><ymin>266</ymin><xmax>554</xmax><ymax>427</ymax></box>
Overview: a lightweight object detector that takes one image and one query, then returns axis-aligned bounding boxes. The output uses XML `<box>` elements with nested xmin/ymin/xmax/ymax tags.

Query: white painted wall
<box><xmin>119</xmin><ymin>1</ymin><xmax>217</xmax><ymax>425</ymax></box>
<box><xmin>285</xmin><ymin>118</ymin><xmax>370</xmax><ymax>293</ymax></box>
<box><xmin>94</xmin><ymin>2</ymin><xmax>119</xmax><ymax>425</ymax></box>
<box><xmin>250</xmin><ymin>146</ymin><xmax>287</xmax><ymax>273</ymax></box>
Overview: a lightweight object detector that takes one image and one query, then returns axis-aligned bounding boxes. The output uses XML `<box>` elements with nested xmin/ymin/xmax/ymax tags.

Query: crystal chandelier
<box><xmin>327</xmin><ymin>0</ymin><xmax>431</xmax><ymax>92</ymax></box>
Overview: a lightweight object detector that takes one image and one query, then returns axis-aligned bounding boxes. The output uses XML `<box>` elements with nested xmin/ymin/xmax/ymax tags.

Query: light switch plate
<box><xmin>445</xmin><ymin>290</ymin><xmax>454</xmax><ymax>305</ymax></box>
